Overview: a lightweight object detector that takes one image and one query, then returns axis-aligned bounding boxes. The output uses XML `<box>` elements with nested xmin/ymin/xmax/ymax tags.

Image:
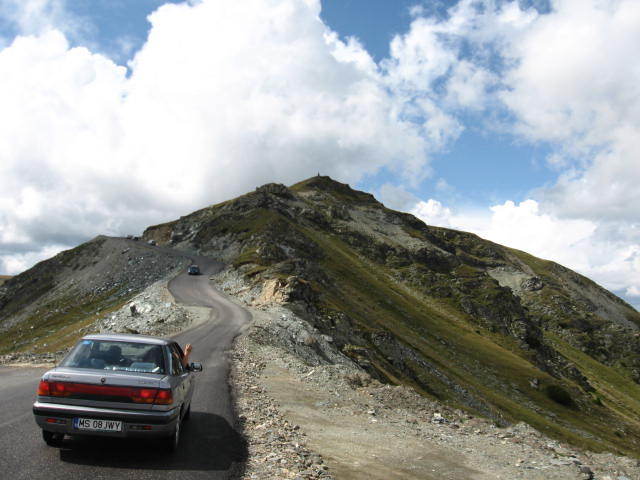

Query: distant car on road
<box><xmin>147</xmin><ymin>239</ymin><xmax>157</xmax><ymax>246</ymax></box>
<box><xmin>187</xmin><ymin>265</ymin><xmax>201</xmax><ymax>275</ymax></box>
<box><xmin>33</xmin><ymin>334</ymin><xmax>203</xmax><ymax>452</ymax></box>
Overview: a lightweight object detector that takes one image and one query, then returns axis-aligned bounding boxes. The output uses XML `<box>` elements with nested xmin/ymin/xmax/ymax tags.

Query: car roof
<box><xmin>81</xmin><ymin>333</ymin><xmax>172</xmax><ymax>346</ymax></box>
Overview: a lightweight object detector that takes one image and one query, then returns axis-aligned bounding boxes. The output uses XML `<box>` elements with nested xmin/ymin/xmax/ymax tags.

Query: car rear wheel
<box><xmin>164</xmin><ymin>414</ymin><xmax>181</xmax><ymax>452</ymax></box>
<box><xmin>42</xmin><ymin>430</ymin><xmax>63</xmax><ymax>447</ymax></box>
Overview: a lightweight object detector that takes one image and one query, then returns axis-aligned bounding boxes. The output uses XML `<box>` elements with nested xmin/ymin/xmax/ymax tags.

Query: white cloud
<box><xmin>0</xmin><ymin>0</ymin><xmax>467</xmax><ymax>274</ymax></box>
<box><xmin>0</xmin><ymin>0</ymin><xmax>88</xmax><ymax>39</ymax></box>
<box><xmin>411</xmin><ymin>199</ymin><xmax>454</xmax><ymax>228</ymax></box>
<box><xmin>377</xmin><ymin>184</ymin><xmax>419</xmax><ymax>211</ymax></box>
<box><xmin>393</xmin><ymin>0</ymin><xmax>640</xmax><ymax>224</ymax></box>
<box><xmin>492</xmin><ymin>0</ymin><xmax>640</xmax><ymax>225</ymax></box>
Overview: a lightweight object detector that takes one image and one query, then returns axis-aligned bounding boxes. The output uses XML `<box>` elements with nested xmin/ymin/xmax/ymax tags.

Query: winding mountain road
<box><xmin>0</xmin><ymin>253</ymin><xmax>251</xmax><ymax>479</ymax></box>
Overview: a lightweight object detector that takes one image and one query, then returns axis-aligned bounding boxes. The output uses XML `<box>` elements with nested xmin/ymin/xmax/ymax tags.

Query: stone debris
<box><xmin>97</xmin><ymin>280</ymin><xmax>192</xmax><ymax>336</ymax></box>
<box><xmin>1</xmin><ymin>280</ymin><xmax>193</xmax><ymax>366</ymax></box>
<box><xmin>219</xmin><ymin>267</ymin><xmax>640</xmax><ymax>480</ymax></box>
<box><xmin>230</xmin><ymin>346</ymin><xmax>334</xmax><ymax>480</ymax></box>
<box><xmin>0</xmin><ymin>350</ymin><xmax>67</xmax><ymax>365</ymax></box>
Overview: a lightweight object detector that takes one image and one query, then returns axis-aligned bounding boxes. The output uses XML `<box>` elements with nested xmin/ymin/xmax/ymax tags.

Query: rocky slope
<box><xmin>0</xmin><ymin>236</ymin><xmax>190</xmax><ymax>354</ymax></box>
<box><xmin>144</xmin><ymin>176</ymin><xmax>640</xmax><ymax>457</ymax></box>
<box><xmin>225</xmin><ymin>280</ymin><xmax>640</xmax><ymax>479</ymax></box>
<box><xmin>0</xmin><ymin>279</ymin><xmax>201</xmax><ymax>366</ymax></box>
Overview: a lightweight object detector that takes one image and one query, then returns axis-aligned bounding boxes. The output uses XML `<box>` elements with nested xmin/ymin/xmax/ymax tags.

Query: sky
<box><xmin>0</xmin><ymin>0</ymin><xmax>638</xmax><ymax>309</ymax></box>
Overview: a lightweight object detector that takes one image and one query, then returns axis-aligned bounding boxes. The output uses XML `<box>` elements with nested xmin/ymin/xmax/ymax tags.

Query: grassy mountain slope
<box><xmin>145</xmin><ymin>176</ymin><xmax>640</xmax><ymax>455</ymax></box>
<box><xmin>0</xmin><ymin>237</ymin><xmax>188</xmax><ymax>354</ymax></box>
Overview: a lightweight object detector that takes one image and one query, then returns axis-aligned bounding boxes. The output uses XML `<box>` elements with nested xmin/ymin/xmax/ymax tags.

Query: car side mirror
<box><xmin>190</xmin><ymin>362</ymin><xmax>203</xmax><ymax>372</ymax></box>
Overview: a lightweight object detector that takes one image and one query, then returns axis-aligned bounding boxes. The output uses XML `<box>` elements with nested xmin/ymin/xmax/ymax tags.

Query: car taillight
<box><xmin>131</xmin><ymin>388</ymin><xmax>158</xmax><ymax>404</ymax></box>
<box><xmin>37</xmin><ymin>380</ymin><xmax>50</xmax><ymax>396</ymax></box>
<box><xmin>154</xmin><ymin>389</ymin><xmax>173</xmax><ymax>405</ymax></box>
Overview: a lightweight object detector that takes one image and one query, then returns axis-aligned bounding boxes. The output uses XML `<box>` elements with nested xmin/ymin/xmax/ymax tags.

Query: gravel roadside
<box><xmin>215</xmin><ymin>267</ymin><xmax>640</xmax><ymax>480</ymax></box>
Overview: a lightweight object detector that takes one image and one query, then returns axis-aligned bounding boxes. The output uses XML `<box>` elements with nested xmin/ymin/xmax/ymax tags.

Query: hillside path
<box><xmin>0</xmin><ymin>252</ymin><xmax>251</xmax><ymax>479</ymax></box>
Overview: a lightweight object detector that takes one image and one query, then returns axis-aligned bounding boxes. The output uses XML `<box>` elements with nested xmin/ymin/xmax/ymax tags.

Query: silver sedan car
<box><xmin>33</xmin><ymin>333</ymin><xmax>203</xmax><ymax>451</ymax></box>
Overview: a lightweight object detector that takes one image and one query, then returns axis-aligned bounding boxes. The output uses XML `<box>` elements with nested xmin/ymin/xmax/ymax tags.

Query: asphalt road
<box><xmin>0</xmin><ymin>255</ymin><xmax>251</xmax><ymax>479</ymax></box>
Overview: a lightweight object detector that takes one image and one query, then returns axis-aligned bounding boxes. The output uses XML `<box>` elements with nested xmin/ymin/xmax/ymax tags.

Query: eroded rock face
<box><xmin>255</xmin><ymin>278</ymin><xmax>289</xmax><ymax>305</ymax></box>
<box><xmin>254</xmin><ymin>276</ymin><xmax>317</xmax><ymax>307</ymax></box>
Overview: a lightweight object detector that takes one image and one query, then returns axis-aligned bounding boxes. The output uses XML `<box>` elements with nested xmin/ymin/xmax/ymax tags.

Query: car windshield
<box><xmin>60</xmin><ymin>340</ymin><xmax>166</xmax><ymax>374</ymax></box>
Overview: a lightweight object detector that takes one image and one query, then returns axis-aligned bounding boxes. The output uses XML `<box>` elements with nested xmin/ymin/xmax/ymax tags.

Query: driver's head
<box><xmin>106</xmin><ymin>345</ymin><xmax>122</xmax><ymax>362</ymax></box>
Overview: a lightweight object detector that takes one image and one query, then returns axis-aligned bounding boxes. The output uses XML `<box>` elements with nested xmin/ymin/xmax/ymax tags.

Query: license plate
<box><xmin>73</xmin><ymin>418</ymin><xmax>122</xmax><ymax>432</ymax></box>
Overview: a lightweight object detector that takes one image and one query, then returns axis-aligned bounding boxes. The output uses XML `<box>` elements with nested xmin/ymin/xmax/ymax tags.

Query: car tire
<box><xmin>164</xmin><ymin>414</ymin><xmax>181</xmax><ymax>452</ymax></box>
<box><xmin>42</xmin><ymin>430</ymin><xmax>63</xmax><ymax>447</ymax></box>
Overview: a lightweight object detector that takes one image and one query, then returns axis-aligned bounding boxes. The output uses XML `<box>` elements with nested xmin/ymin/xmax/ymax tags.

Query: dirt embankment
<box><xmin>216</xmin><ymin>267</ymin><xmax>640</xmax><ymax>480</ymax></box>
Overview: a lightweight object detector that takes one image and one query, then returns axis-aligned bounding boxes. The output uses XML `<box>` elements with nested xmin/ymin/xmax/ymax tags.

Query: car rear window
<box><xmin>60</xmin><ymin>340</ymin><xmax>166</xmax><ymax>374</ymax></box>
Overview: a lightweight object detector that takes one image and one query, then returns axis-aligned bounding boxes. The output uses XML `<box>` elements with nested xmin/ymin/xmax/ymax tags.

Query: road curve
<box><xmin>0</xmin><ymin>253</ymin><xmax>251</xmax><ymax>479</ymax></box>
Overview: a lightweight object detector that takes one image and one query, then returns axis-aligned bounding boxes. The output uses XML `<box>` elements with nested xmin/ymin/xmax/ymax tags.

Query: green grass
<box><xmin>284</xmin><ymin>221</ymin><xmax>640</xmax><ymax>456</ymax></box>
<box><xmin>547</xmin><ymin>332</ymin><xmax>640</xmax><ymax>422</ymax></box>
<box><xmin>0</xmin><ymin>289</ymin><xmax>130</xmax><ymax>354</ymax></box>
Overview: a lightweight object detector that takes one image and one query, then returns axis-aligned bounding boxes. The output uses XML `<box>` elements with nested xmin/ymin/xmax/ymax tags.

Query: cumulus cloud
<box><xmin>495</xmin><ymin>0</ymin><xmax>640</xmax><ymax>224</ymax></box>
<box><xmin>392</xmin><ymin>0</ymin><xmax>640</xmax><ymax>223</ymax></box>
<box><xmin>0</xmin><ymin>0</ymin><xmax>464</xmax><ymax>274</ymax></box>
<box><xmin>0</xmin><ymin>0</ymin><xmax>89</xmax><ymax>41</ymax></box>
<box><xmin>411</xmin><ymin>198</ymin><xmax>455</xmax><ymax>228</ymax></box>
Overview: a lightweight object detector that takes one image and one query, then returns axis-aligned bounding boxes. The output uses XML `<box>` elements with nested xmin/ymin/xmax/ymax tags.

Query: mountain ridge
<box><xmin>144</xmin><ymin>176</ymin><xmax>640</xmax><ymax>454</ymax></box>
<box><xmin>1</xmin><ymin>175</ymin><xmax>639</xmax><ymax>455</ymax></box>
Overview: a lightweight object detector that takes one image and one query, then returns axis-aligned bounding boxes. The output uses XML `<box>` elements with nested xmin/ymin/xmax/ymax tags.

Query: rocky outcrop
<box><xmin>98</xmin><ymin>280</ymin><xmax>193</xmax><ymax>336</ymax></box>
<box><xmin>253</xmin><ymin>276</ymin><xmax>317</xmax><ymax>308</ymax></box>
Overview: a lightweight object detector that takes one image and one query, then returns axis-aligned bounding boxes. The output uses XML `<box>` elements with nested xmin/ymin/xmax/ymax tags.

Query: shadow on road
<box><xmin>58</xmin><ymin>412</ymin><xmax>247</xmax><ymax>472</ymax></box>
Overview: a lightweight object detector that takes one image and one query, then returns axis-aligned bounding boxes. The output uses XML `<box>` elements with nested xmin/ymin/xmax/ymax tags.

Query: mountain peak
<box><xmin>290</xmin><ymin>175</ymin><xmax>378</xmax><ymax>205</ymax></box>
